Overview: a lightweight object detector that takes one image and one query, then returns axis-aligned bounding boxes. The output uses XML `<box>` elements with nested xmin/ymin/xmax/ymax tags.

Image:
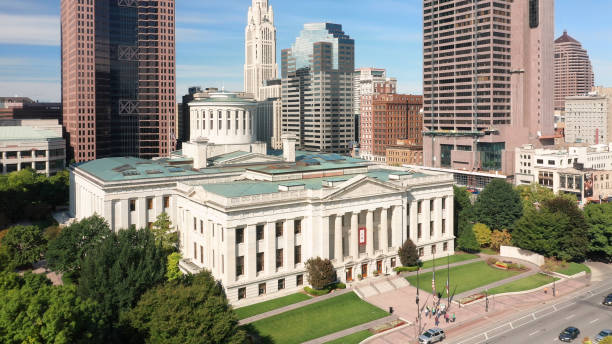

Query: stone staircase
<box><xmin>354</xmin><ymin>275</ymin><xmax>410</xmax><ymax>298</ymax></box>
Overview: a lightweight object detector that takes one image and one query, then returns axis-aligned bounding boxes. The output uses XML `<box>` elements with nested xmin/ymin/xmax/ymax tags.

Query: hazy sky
<box><xmin>1</xmin><ymin>0</ymin><xmax>611</xmax><ymax>102</ymax></box>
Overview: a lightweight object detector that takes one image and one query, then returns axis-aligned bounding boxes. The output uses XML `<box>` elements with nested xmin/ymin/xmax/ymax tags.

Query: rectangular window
<box><xmin>238</xmin><ymin>287</ymin><xmax>246</xmax><ymax>300</ymax></box>
<box><xmin>200</xmin><ymin>220</ymin><xmax>203</xmax><ymax>234</ymax></box>
<box><xmin>147</xmin><ymin>198</ymin><xmax>153</xmax><ymax>210</ymax></box>
<box><xmin>200</xmin><ymin>245</ymin><xmax>203</xmax><ymax>264</ymax></box>
<box><xmin>391</xmin><ymin>257</ymin><xmax>396</xmax><ymax>268</ymax></box>
<box><xmin>296</xmin><ymin>274</ymin><xmax>303</xmax><ymax>286</ymax></box>
<box><xmin>256</xmin><ymin>224</ymin><xmax>264</xmax><ymax>240</ymax></box>
<box><xmin>256</xmin><ymin>252</ymin><xmax>264</xmax><ymax>272</ymax></box>
<box><xmin>294</xmin><ymin>219</ymin><xmax>302</xmax><ymax>234</ymax></box>
<box><xmin>430</xmin><ymin>221</ymin><xmax>434</xmax><ymax>237</ymax></box>
<box><xmin>442</xmin><ymin>219</ymin><xmax>446</xmax><ymax>234</ymax></box>
<box><xmin>276</xmin><ymin>249</ymin><xmax>283</xmax><ymax>268</ymax></box>
<box><xmin>443</xmin><ymin>242</ymin><xmax>448</xmax><ymax>251</ymax></box>
<box><xmin>236</xmin><ymin>256</ymin><xmax>244</xmax><ymax>277</ymax></box>
<box><xmin>129</xmin><ymin>199</ymin><xmax>136</xmax><ymax>212</ymax></box>
<box><xmin>236</xmin><ymin>228</ymin><xmax>244</xmax><ymax>244</ymax></box>
<box><xmin>193</xmin><ymin>242</ymin><xmax>197</xmax><ymax>260</ymax></box>
<box><xmin>418</xmin><ymin>223</ymin><xmax>422</xmax><ymax>239</ymax></box>
<box><xmin>193</xmin><ymin>217</ymin><xmax>196</xmax><ymax>231</ymax></box>
<box><xmin>430</xmin><ymin>199</ymin><xmax>434</xmax><ymax>212</ymax></box>
<box><xmin>417</xmin><ymin>201</ymin><xmax>422</xmax><ymax>213</ymax></box>
<box><xmin>163</xmin><ymin>196</ymin><xmax>170</xmax><ymax>208</ymax></box>
<box><xmin>275</xmin><ymin>222</ymin><xmax>283</xmax><ymax>237</ymax></box>
<box><xmin>442</xmin><ymin>197</ymin><xmax>446</xmax><ymax>210</ymax></box>
<box><xmin>258</xmin><ymin>283</ymin><xmax>266</xmax><ymax>296</ymax></box>
<box><xmin>278</xmin><ymin>278</ymin><xmax>285</xmax><ymax>290</ymax></box>
<box><xmin>294</xmin><ymin>245</ymin><xmax>302</xmax><ymax>263</ymax></box>
<box><xmin>418</xmin><ymin>247</ymin><xmax>424</xmax><ymax>257</ymax></box>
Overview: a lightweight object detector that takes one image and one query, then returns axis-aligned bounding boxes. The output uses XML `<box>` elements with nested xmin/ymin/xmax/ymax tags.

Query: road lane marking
<box><xmin>529</xmin><ymin>330</ymin><xmax>539</xmax><ymax>336</ymax></box>
<box><xmin>565</xmin><ymin>314</ymin><xmax>575</xmax><ymax>320</ymax></box>
<box><xmin>590</xmin><ymin>318</ymin><xmax>599</xmax><ymax>324</ymax></box>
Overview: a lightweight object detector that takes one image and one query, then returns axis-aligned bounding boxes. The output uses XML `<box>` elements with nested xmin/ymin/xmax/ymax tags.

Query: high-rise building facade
<box><xmin>353</xmin><ymin>68</ymin><xmax>397</xmax><ymax>142</ymax></box>
<box><xmin>359</xmin><ymin>82</ymin><xmax>422</xmax><ymax>161</ymax></box>
<box><xmin>61</xmin><ymin>0</ymin><xmax>176</xmax><ymax>162</ymax></box>
<box><xmin>422</xmin><ymin>0</ymin><xmax>554</xmax><ymax>175</ymax></box>
<box><xmin>281</xmin><ymin>23</ymin><xmax>355</xmax><ymax>153</ymax></box>
<box><xmin>244</xmin><ymin>0</ymin><xmax>278</xmax><ymax>100</ymax></box>
<box><xmin>554</xmin><ymin>31</ymin><xmax>594</xmax><ymax>110</ymax></box>
<box><xmin>564</xmin><ymin>90</ymin><xmax>612</xmax><ymax>145</ymax></box>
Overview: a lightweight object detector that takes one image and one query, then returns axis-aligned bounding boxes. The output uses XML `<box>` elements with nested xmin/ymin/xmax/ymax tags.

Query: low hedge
<box><xmin>304</xmin><ymin>281</ymin><xmax>347</xmax><ymax>296</ymax></box>
<box><xmin>394</xmin><ymin>266</ymin><xmax>419</xmax><ymax>273</ymax></box>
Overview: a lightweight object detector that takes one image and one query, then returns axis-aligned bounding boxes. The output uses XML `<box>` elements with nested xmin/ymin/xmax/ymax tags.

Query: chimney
<box><xmin>282</xmin><ymin>133</ymin><xmax>297</xmax><ymax>162</ymax></box>
<box><xmin>183</xmin><ymin>137</ymin><xmax>209</xmax><ymax>169</ymax></box>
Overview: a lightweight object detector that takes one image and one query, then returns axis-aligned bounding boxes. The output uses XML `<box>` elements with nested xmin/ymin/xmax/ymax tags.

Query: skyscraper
<box><xmin>554</xmin><ymin>30</ymin><xmax>594</xmax><ymax>110</ymax></box>
<box><xmin>61</xmin><ymin>0</ymin><xmax>176</xmax><ymax>162</ymax></box>
<box><xmin>244</xmin><ymin>0</ymin><xmax>278</xmax><ymax>100</ymax></box>
<box><xmin>281</xmin><ymin>23</ymin><xmax>355</xmax><ymax>153</ymax></box>
<box><xmin>422</xmin><ymin>0</ymin><xmax>554</xmax><ymax>175</ymax></box>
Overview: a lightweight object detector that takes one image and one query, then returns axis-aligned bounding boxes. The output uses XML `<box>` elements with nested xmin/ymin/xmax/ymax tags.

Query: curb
<box><xmin>360</xmin><ymin>317</ymin><xmax>413</xmax><ymax>344</ymax></box>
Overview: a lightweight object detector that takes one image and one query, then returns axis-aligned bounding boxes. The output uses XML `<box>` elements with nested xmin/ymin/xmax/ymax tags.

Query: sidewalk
<box><xmin>364</xmin><ymin>275</ymin><xmax>589</xmax><ymax>344</ymax></box>
<box><xmin>239</xmin><ymin>288</ymin><xmax>351</xmax><ymax>325</ymax></box>
<box><xmin>302</xmin><ymin>315</ymin><xmax>398</xmax><ymax>344</ymax></box>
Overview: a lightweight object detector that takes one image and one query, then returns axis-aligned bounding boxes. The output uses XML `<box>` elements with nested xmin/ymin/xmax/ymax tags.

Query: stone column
<box><xmin>265</xmin><ymin>222</ymin><xmax>275</xmax><ymax>274</ymax></box>
<box><xmin>224</xmin><ymin>227</ymin><xmax>236</xmax><ymax>283</ymax></box>
<box><xmin>350</xmin><ymin>212</ymin><xmax>359</xmax><ymax>260</ymax></box>
<box><xmin>284</xmin><ymin>219</ymin><xmax>295</xmax><ymax>269</ymax></box>
<box><xmin>245</xmin><ymin>224</ymin><xmax>256</xmax><ymax>279</ymax></box>
<box><xmin>410</xmin><ymin>200</ymin><xmax>418</xmax><ymax>242</ymax></box>
<box><xmin>321</xmin><ymin>216</ymin><xmax>330</xmax><ymax>259</ymax></box>
<box><xmin>334</xmin><ymin>214</ymin><xmax>343</xmax><ymax>262</ymax></box>
<box><xmin>366</xmin><ymin>210</ymin><xmax>374</xmax><ymax>256</ymax></box>
<box><xmin>380</xmin><ymin>208</ymin><xmax>388</xmax><ymax>252</ymax></box>
<box><xmin>391</xmin><ymin>205</ymin><xmax>402</xmax><ymax>248</ymax></box>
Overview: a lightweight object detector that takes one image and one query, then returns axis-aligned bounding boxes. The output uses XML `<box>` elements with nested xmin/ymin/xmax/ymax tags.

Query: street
<box><xmin>451</xmin><ymin>280</ymin><xmax>612</xmax><ymax>344</ymax></box>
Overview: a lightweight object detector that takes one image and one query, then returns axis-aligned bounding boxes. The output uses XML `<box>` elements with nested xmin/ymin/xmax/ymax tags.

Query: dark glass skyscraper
<box><xmin>61</xmin><ymin>0</ymin><xmax>176</xmax><ymax>162</ymax></box>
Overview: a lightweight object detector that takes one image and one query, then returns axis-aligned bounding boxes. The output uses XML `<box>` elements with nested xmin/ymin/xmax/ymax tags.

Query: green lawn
<box><xmin>479</xmin><ymin>247</ymin><xmax>498</xmax><ymax>256</ymax></box>
<box><xmin>555</xmin><ymin>262</ymin><xmax>591</xmax><ymax>276</ymax></box>
<box><xmin>249</xmin><ymin>292</ymin><xmax>388</xmax><ymax>344</ymax></box>
<box><xmin>488</xmin><ymin>273</ymin><xmax>559</xmax><ymax>295</ymax></box>
<box><xmin>234</xmin><ymin>293</ymin><xmax>311</xmax><ymax>320</ymax></box>
<box><xmin>325</xmin><ymin>330</ymin><xmax>372</xmax><ymax>344</ymax></box>
<box><xmin>406</xmin><ymin>261</ymin><xmax>522</xmax><ymax>296</ymax></box>
<box><xmin>420</xmin><ymin>253</ymin><xmax>479</xmax><ymax>269</ymax></box>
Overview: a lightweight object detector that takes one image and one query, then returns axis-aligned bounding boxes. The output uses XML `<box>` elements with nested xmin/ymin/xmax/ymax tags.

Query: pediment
<box><xmin>324</xmin><ymin>176</ymin><xmax>401</xmax><ymax>201</ymax></box>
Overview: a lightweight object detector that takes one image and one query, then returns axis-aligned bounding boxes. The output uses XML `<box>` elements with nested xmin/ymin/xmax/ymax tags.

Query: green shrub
<box><xmin>393</xmin><ymin>266</ymin><xmax>419</xmax><ymax>273</ymax></box>
<box><xmin>304</xmin><ymin>286</ymin><xmax>330</xmax><ymax>296</ymax></box>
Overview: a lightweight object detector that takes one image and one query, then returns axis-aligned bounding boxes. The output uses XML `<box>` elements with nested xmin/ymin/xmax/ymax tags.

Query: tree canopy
<box><xmin>453</xmin><ymin>186</ymin><xmax>473</xmax><ymax>237</ymax></box>
<box><xmin>456</xmin><ymin>224</ymin><xmax>480</xmax><ymax>253</ymax></box>
<box><xmin>151</xmin><ymin>212</ymin><xmax>178</xmax><ymax>253</ymax></box>
<box><xmin>474</xmin><ymin>179</ymin><xmax>522</xmax><ymax>230</ymax></box>
<box><xmin>398</xmin><ymin>238</ymin><xmax>419</xmax><ymax>266</ymax></box>
<box><xmin>472</xmin><ymin>223</ymin><xmax>492</xmax><ymax>247</ymax></box>
<box><xmin>305</xmin><ymin>257</ymin><xmax>337</xmax><ymax>290</ymax></box>
<box><xmin>583</xmin><ymin>203</ymin><xmax>612</xmax><ymax>262</ymax></box>
<box><xmin>46</xmin><ymin>215</ymin><xmax>112</xmax><ymax>278</ymax></box>
<box><xmin>78</xmin><ymin>226</ymin><xmax>166</xmax><ymax>323</ymax></box>
<box><xmin>0</xmin><ymin>272</ymin><xmax>105</xmax><ymax>344</ymax></box>
<box><xmin>126</xmin><ymin>271</ymin><xmax>245</xmax><ymax>344</ymax></box>
<box><xmin>0</xmin><ymin>225</ymin><xmax>47</xmax><ymax>269</ymax></box>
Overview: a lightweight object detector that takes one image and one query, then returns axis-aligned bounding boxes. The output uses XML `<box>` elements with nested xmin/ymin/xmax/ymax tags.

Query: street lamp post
<box><xmin>416</xmin><ymin>267</ymin><xmax>421</xmax><ymax>331</ymax></box>
<box><xmin>485</xmin><ymin>289</ymin><xmax>489</xmax><ymax>312</ymax></box>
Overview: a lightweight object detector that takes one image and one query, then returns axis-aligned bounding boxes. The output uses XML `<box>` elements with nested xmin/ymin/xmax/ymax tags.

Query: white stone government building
<box><xmin>70</xmin><ymin>93</ymin><xmax>455</xmax><ymax>304</ymax></box>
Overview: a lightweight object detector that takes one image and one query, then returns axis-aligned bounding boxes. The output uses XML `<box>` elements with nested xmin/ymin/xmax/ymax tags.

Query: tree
<box><xmin>473</xmin><ymin>179</ymin><xmax>522</xmax><ymax>230</ymax></box>
<box><xmin>490</xmin><ymin>229</ymin><xmax>512</xmax><ymax>251</ymax></box>
<box><xmin>545</xmin><ymin>197</ymin><xmax>589</xmax><ymax>262</ymax></box>
<box><xmin>126</xmin><ymin>271</ymin><xmax>245</xmax><ymax>344</ymax></box>
<box><xmin>512</xmin><ymin>207</ymin><xmax>569</xmax><ymax>259</ymax></box>
<box><xmin>472</xmin><ymin>223</ymin><xmax>492</xmax><ymax>247</ymax></box>
<box><xmin>78</xmin><ymin>226</ymin><xmax>166</xmax><ymax>323</ymax></box>
<box><xmin>46</xmin><ymin>215</ymin><xmax>112</xmax><ymax>278</ymax></box>
<box><xmin>0</xmin><ymin>225</ymin><xmax>47</xmax><ymax>269</ymax></box>
<box><xmin>0</xmin><ymin>272</ymin><xmax>105</xmax><ymax>344</ymax></box>
<box><xmin>305</xmin><ymin>257</ymin><xmax>337</xmax><ymax>290</ymax></box>
<box><xmin>151</xmin><ymin>212</ymin><xmax>178</xmax><ymax>252</ymax></box>
<box><xmin>456</xmin><ymin>225</ymin><xmax>480</xmax><ymax>253</ymax></box>
<box><xmin>398</xmin><ymin>238</ymin><xmax>419</xmax><ymax>266</ymax></box>
<box><xmin>584</xmin><ymin>203</ymin><xmax>612</xmax><ymax>262</ymax></box>
<box><xmin>166</xmin><ymin>252</ymin><xmax>182</xmax><ymax>281</ymax></box>
<box><xmin>453</xmin><ymin>186</ymin><xmax>474</xmax><ymax>237</ymax></box>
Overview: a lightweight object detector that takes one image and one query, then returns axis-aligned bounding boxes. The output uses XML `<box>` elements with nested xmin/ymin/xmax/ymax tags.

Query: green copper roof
<box><xmin>77</xmin><ymin>157</ymin><xmax>204</xmax><ymax>182</ymax></box>
<box><xmin>0</xmin><ymin>126</ymin><xmax>62</xmax><ymax>141</ymax></box>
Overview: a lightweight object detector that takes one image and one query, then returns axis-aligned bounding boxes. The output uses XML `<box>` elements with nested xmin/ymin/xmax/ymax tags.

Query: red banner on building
<box><xmin>359</xmin><ymin>227</ymin><xmax>366</xmax><ymax>246</ymax></box>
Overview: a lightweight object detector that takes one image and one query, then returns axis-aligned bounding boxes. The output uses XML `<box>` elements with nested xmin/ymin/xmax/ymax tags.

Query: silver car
<box><xmin>594</xmin><ymin>329</ymin><xmax>612</xmax><ymax>344</ymax></box>
<box><xmin>419</xmin><ymin>327</ymin><xmax>446</xmax><ymax>344</ymax></box>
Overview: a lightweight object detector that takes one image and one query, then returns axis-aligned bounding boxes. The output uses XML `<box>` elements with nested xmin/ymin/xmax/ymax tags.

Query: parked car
<box><xmin>594</xmin><ymin>329</ymin><xmax>612</xmax><ymax>343</ymax></box>
<box><xmin>603</xmin><ymin>293</ymin><xmax>612</xmax><ymax>306</ymax></box>
<box><xmin>419</xmin><ymin>328</ymin><xmax>446</xmax><ymax>344</ymax></box>
<box><xmin>559</xmin><ymin>327</ymin><xmax>580</xmax><ymax>342</ymax></box>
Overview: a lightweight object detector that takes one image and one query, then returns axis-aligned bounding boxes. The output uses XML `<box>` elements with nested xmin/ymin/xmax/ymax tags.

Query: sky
<box><xmin>1</xmin><ymin>0</ymin><xmax>612</xmax><ymax>102</ymax></box>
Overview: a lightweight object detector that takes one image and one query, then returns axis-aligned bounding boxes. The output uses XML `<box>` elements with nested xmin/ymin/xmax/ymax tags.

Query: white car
<box><xmin>419</xmin><ymin>328</ymin><xmax>446</xmax><ymax>344</ymax></box>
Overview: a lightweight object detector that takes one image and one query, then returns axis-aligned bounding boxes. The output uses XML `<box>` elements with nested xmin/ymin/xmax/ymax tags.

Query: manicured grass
<box><xmin>249</xmin><ymin>292</ymin><xmax>388</xmax><ymax>344</ymax></box>
<box><xmin>555</xmin><ymin>262</ymin><xmax>591</xmax><ymax>276</ymax></box>
<box><xmin>406</xmin><ymin>261</ymin><xmax>522</xmax><ymax>296</ymax></box>
<box><xmin>420</xmin><ymin>253</ymin><xmax>479</xmax><ymax>270</ymax></box>
<box><xmin>488</xmin><ymin>273</ymin><xmax>559</xmax><ymax>295</ymax></box>
<box><xmin>324</xmin><ymin>330</ymin><xmax>372</xmax><ymax>344</ymax></box>
<box><xmin>480</xmin><ymin>247</ymin><xmax>498</xmax><ymax>256</ymax></box>
<box><xmin>234</xmin><ymin>293</ymin><xmax>311</xmax><ymax>320</ymax></box>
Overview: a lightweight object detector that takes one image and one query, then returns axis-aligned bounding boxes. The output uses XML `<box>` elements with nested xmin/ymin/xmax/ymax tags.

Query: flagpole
<box><xmin>447</xmin><ymin>253</ymin><xmax>450</xmax><ymax>306</ymax></box>
<box><xmin>432</xmin><ymin>251</ymin><xmax>436</xmax><ymax>302</ymax></box>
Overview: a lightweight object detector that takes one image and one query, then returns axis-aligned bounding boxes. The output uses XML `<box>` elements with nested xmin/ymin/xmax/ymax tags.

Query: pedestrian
<box><xmin>452</xmin><ymin>313</ymin><xmax>456</xmax><ymax>323</ymax></box>
<box><xmin>435</xmin><ymin>316</ymin><xmax>439</xmax><ymax>326</ymax></box>
<box><xmin>425</xmin><ymin>306</ymin><xmax>429</xmax><ymax>317</ymax></box>
<box><xmin>445</xmin><ymin>313</ymin><xmax>449</xmax><ymax>323</ymax></box>
<box><xmin>544</xmin><ymin>287</ymin><xmax>548</xmax><ymax>294</ymax></box>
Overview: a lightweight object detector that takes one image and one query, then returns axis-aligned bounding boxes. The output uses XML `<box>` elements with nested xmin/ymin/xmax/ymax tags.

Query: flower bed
<box><xmin>494</xmin><ymin>261</ymin><xmax>509</xmax><ymax>269</ymax></box>
<box><xmin>459</xmin><ymin>292</ymin><xmax>485</xmax><ymax>305</ymax></box>
<box><xmin>371</xmin><ymin>320</ymin><xmax>406</xmax><ymax>334</ymax></box>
